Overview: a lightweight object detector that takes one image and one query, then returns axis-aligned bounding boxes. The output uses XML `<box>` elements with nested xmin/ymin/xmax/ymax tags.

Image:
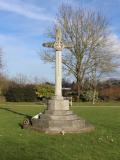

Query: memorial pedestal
<box><xmin>24</xmin><ymin>98</ymin><xmax>94</xmax><ymax>133</ymax></box>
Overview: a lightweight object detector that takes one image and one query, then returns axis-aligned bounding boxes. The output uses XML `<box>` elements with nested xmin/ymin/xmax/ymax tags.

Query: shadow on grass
<box><xmin>0</xmin><ymin>107</ymin><xmax>32</xmax><ymax>128</ymax></box>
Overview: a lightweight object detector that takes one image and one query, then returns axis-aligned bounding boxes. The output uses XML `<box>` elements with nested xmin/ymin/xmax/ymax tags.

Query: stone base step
<box><xmin>40</xmin><ymin>113</ymin><xmax>79</xmax><ymax>121</ymax></box>
<box><xmin>31</xmin><ymin>116</ymin><xmax>94</xmax><ymax>133</ymax></box>
<box><xmin>44</xmin><ymin>110</ymin><xmax>74</xmax><ymax>115</ymax></box>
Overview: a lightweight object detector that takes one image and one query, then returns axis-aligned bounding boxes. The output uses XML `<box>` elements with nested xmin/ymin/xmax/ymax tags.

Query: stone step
<box><xmin>32</xmin><ymin>118</ymin><xmax>86</xmax><ymax>132</ymax></box>
<box><xmin>48</xmin><ymin>119</ymin><xmax>86</xmax><ymax>128</ymax></box>
<box><xmin>44</xmin><ymin>110</ymin><xmax>73</xmax><ymax>115</ymax></box>
<box><xmin>40</xmin><ymin>113</ymin><xmax>80</xmax><ymax>121</ymax></box>
<box><xmin>31</xmin><ymin>116</ymin><xmax>94</xmax><ymax>133</ymax></box>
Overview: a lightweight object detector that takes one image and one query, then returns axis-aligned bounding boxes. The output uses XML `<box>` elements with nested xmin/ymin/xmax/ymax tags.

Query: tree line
<box><xmin>0</xmin><ymin>74</ymin><xmax>55</xmax><ymax>102</ymax></box>
<box><xmin>0</xmin><ymin>74</ymin><xmax>120</xmax><ymax>102</ymax></box>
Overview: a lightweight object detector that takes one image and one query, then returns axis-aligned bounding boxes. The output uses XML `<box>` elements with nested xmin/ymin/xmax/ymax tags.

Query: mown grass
<box><xmin>0</xmin><ymin>102</ymin><xmax>120</xmax><ymax>160</ymax></box>
<box><xmin>73</xmin><ymin>101</ymin><xmax>120</xmax><ymax>106</ymax></box>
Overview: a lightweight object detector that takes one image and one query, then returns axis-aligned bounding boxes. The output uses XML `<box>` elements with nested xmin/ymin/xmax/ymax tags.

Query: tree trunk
<box><xmin>76</xmin><ymin>75</ymin><xmax>81</xmax><ymax>102</ymax></box>
<box><xmin>92</xmin><ymin>88</ymin><xmax>96</xmax><ymax>105</ymax></box>
<box><xmin>92</xmin><ymin>69</ymin><xmax>97</xmax><ymax>105</ymax></box>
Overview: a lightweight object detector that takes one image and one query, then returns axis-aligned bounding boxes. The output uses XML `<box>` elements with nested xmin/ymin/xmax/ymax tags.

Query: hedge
<box><xmin>4</xmin><ymin>84</ymin><xmax>37</xmax><ymax>102</ymax></box>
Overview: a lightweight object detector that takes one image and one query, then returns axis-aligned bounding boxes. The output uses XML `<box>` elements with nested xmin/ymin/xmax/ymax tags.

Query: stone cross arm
<box><xmin>43</xmin><ymin>41</ymin><xmax>73</xmax><ymax>50</ymax></box>
<box><xmin>43</xmin><ymin>42</ymin><xmax>54</xmax><ymax>48</ymax></box>
<box><xmin>63</xmin><ymin>42</ymin><xmax>74</xmax><ymax>49</ymax></box>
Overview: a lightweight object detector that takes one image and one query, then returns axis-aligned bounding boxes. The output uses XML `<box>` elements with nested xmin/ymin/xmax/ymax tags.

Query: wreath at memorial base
<box><xmin>23</xmin><ymin>118</ymin><xmax>30</xmax><ymax>128</ymax></box>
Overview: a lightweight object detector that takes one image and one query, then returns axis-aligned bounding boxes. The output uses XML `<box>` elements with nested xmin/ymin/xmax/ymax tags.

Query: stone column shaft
<box><xmin>55</xmin><ymin>50</ymin><xmax>62</xmax><ymax>98</ymax></box>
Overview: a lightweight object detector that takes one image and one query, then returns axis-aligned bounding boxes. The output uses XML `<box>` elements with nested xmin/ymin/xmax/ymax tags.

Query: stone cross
<box><xmin>43</xmin><ymin>27</ymin><xmax>73</xmax><ymax>99</ymax></box>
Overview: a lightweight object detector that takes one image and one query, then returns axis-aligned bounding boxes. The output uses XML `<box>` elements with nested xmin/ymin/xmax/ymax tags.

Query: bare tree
<box><xmin>41</xmin><ymin>4</ymin><xmax>119</xmax><ymax>100</ymax></box>
<box><xmin>0</xmin><ymin>74</ymin><xmax>9</xmax><ymax>96</ymax></box>
<box><xmin>12</xmin><ymin>73</ymin><xmax>30</xmax><ymax>85</ymax></box>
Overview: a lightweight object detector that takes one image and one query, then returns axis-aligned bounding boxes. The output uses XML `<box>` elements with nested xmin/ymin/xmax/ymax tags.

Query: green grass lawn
<box><xmin>0</xmin><ymin>102</ymin><xmax>120</xmax><ymax>160</ymax></box>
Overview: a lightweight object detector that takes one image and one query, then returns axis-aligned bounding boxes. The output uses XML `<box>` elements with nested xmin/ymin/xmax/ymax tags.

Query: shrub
<box><xmin>35</xmin><ymin>84</ymin><xmax>54</xmax><ymax>99</ymax></box>
<box><xmin>80</xmin><ymin>90</ymin><xmax>98</xmax><ymax>102</ymax></box>
<box><xmin>4</xmin><ymin>84</ymin><xmax>37</xmax><ymax>102</ymax></box>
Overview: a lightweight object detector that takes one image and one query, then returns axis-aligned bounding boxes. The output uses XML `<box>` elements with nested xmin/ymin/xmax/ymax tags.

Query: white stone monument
<box><xmin>23</xmin><ymin>27</ymin><xmax>94</xmax><ymax>133</ymax></box>
<box><xmin>43</xmin><ymin>27</ymin><xmax>72</xmax><ymax>100</ymax></box>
